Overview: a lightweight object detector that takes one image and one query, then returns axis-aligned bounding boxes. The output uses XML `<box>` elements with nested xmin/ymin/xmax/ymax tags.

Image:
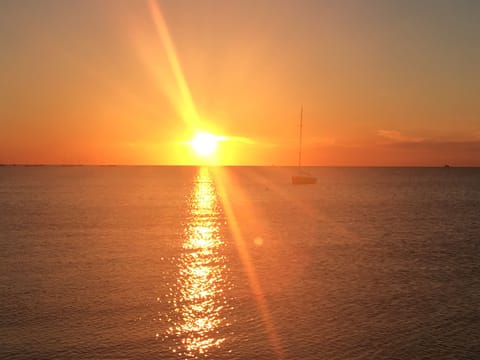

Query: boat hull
<box><xmin>292</xmin><ymin>175</ymin><xmax>317</xmax><ymax>185</ymax></box>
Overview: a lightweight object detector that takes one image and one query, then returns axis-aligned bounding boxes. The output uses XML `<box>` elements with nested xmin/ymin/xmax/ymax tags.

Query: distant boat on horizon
<box><xmin>292</xmin><ymin>107</ymin><xmax>317</xmax><ymax>185</ymax></box>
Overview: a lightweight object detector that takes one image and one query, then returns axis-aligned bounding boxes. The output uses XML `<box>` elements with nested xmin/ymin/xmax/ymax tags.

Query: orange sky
<box><xmin>1</xmin><ymin>0</ymin><xmax>479</xmax><ymax>166</ymax></box>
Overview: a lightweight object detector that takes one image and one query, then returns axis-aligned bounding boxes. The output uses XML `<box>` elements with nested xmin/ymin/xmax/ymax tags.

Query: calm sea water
<box><xmin>1</xmin><ymin>166</ymin><xmax>479</xmax><ymax>359</ymax></box>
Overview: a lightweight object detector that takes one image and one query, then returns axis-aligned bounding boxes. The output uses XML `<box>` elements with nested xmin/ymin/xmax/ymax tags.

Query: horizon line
<box><xmin>1</xmin><ymin>163</ymin><xmax>478</xmax><ymax>168</ymax></box>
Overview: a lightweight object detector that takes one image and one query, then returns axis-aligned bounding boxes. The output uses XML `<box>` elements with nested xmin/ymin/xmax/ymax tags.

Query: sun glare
<box><xmin>191</xmin><ymin>132</ymin><xmax>220</xmax><ymax>157</ymax></box>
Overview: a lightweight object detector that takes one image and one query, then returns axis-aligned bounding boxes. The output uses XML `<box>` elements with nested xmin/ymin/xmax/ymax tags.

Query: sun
<box><xmin>190</xmin><ymin>132</ymin><xmax>220</xmax><ymax>157</ymax></box>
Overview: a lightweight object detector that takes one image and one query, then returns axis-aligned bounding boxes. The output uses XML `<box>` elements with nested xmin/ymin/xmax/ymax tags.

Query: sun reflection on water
<box><xmin>166</xmin><ymin>167</ymin><xmax>230</xmax><ymax>358</ymax></box>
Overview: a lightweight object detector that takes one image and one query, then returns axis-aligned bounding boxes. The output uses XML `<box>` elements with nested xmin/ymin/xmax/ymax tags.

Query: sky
<box><xmin>1</xmin><ymin>0</ymin><xmax>479</xmax><ymax>166</ymax></box>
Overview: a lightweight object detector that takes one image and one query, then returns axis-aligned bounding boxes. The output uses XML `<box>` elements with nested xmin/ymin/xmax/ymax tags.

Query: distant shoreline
<box><xmin>1</xmin><ymin>164</ymin><xmax>479</xmax><ymax>168</ymax></box>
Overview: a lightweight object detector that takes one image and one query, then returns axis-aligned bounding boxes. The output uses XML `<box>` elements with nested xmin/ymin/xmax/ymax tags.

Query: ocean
<box><xmin>1</xmin><ymin>166</ymin><xmax>479</xmax><ymax>359</ymax></box>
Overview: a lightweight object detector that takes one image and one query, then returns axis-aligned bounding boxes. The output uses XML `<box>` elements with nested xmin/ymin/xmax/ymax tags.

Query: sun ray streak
<box><xmin>211</xmin><ymin>167</ymin><xmax>285</xmax><ymax>359</ymax></box>
<box><xmin>146</xmin><ymin>0</ymin><xmax>199</xmax><ymax>127</ymax></box>
<box><xmin>240</xmin><ymin>168</ymin><xmax>362</xmax><ymax>243</ymax></box>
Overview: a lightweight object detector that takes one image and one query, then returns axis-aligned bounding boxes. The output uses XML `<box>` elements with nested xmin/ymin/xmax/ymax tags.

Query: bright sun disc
<box><xmin>191</xmin><ymin>132</ymin><xmax>219</xmax><ymax>157</ymax></box>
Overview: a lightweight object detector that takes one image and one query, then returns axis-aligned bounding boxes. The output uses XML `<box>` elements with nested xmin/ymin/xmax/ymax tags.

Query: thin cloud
<box><xmin>227</xmin><ymin>136</ymin><xmax>283</xmax><ymax>148</ymax></box>
<box><xmin>377</xmin><ymin>130</ymin><xmax>425</xmax><ymax>144</ymax></box>
<box><xmin>227</xmin><ymin>136</ymin><xmax>257</xmax><ymax>145</ymax></box>
<box><xmin>385</xmin><ymin>139</ymin><xmax>480</xmax><ymax>152</ymax></box>
<box><xmin>310</xmin><ymin>136</ymin><xmax>337</xmax><ymax>146</ymax></box>
<box><xmin>376</xmin><ymin>130</ymin><xmax>480</xmax><ymax>152</ymax></box>
<box><xmin>222</xmin><ymin>135</ymin><xmax>278</xmax><ymax>147</ymax></box>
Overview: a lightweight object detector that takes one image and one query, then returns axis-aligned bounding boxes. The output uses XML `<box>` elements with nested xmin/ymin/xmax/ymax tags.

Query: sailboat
<box><xmin>292</xmin><ymin>107</ymin><xmax>317</xmax><ymax>185</ymax></box>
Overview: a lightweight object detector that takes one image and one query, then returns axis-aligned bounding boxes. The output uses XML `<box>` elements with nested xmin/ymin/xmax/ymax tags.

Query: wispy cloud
<box><xmin>385</xmin><ymin>139</ymin><xmax>480</xmax><ymax>151</ymax></box>
<box><xmin>376</xmin><ymin>129</ymin><xmax>480</xmax><ymax>152</ymax></box>
<box><xmin>377</xmin><ymin>130</ymin><xmax>425</xmax><ymax>144</ymax></box>
<box><xmin>227</xmin><ymin>136</ymin><xmax>257</xmax><ymax>145</ymax></box>
<box><xmin>310</xmin><ymin>136</ymin><xmax>337</xmax><ymax>146</ymax></box>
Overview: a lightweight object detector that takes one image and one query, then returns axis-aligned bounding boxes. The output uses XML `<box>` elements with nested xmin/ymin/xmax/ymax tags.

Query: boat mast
<box><xmin>298</xmin><ymin>106</ymin><xmax>303</xmax><ymax>169</ymax></box>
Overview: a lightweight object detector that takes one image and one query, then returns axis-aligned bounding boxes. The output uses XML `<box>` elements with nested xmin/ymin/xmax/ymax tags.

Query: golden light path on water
<box><xmin>166</xmin><ymin>167</ymin><xmax>230</xmax><ymax>358</ymax></box>
<box><xmin>142</xmin><ymin>1</ymin><xmax>284</xmax><ymax>356</ymax></box>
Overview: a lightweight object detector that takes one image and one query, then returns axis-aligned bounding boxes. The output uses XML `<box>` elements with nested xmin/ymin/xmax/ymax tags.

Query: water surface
<box><xmin>1</xmin><ymin>166</ymin><xmax>479</xmax><ymax>359</ymax></box>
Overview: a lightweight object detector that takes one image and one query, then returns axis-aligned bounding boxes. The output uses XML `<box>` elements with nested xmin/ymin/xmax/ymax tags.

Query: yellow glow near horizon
<box><xmin>191</xmin><ymin>132</ymin><xmax>220</xmax><ymax>157</ymax></box>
